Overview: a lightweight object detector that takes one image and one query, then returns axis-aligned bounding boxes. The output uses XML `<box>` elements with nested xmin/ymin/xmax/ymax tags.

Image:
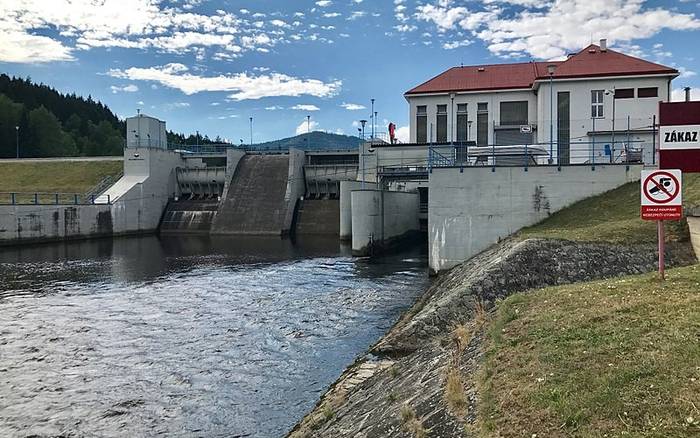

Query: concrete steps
<box><xmin>212</xmin><ymin>155</ymin><xmax>290</xmax><ymax>235</ymax></box>
<box><xmin>295</xmin><ymin>199</ymin><xmax>340</xmax><ymax>236</ymax></box>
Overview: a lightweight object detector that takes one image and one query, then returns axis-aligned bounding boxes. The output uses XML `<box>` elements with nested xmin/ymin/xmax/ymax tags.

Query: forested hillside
<box><xmin>0</xmin><ymin>75</ymin><xmax>124</xmax><ymax>157</ymax></box>
<box><xmin>0</xmin><ymin>74</ymin><xmax>223</xmax><ymax>158</ymax></box>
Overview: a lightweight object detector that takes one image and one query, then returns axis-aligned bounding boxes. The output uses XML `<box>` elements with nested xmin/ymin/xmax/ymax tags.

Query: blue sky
<box><xmin>1</xmin><ymin>0</ymin><xmax>699</xmax><ymax>143</ymax></box>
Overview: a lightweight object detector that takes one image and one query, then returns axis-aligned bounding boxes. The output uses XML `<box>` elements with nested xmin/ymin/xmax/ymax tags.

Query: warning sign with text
<box><xmin>640</xmin><ymin>169</ymin><xmax>683</xmax><ymax>221</ymax></box>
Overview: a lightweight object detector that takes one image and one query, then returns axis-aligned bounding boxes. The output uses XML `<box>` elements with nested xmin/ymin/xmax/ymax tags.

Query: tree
<box><xmin>0</xmin><ymin>94</ymin><xmax>24</xmax><ymax>157</ymax></box>
<box><xmin>27</xmin><ymin>105</ymin><xmax>77</xmax><ymax>157</ymax></box>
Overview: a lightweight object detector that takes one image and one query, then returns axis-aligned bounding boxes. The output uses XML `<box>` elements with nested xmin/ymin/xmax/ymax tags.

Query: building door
<box><xmin>557</xmin><ymin>92</ymin><xmax>570</xmax><ymax>165</ymax></box>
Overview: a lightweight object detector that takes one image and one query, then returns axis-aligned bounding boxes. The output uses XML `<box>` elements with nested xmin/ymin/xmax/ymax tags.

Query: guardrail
<box><xmin>426</xmin><ymin>140</ymin><xmax>649</xmax><ymax>171</ymax></box>
<box><xmin>0</xmin><ymin>192</ymin><xmax>112</xmax><ymax>205</ymax></box>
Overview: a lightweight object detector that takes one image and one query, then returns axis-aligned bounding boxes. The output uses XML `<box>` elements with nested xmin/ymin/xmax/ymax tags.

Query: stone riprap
<box><xmin>288</xmin><ymin>238</ymin><xmax>697</xmax><ymax>438</ymax></box>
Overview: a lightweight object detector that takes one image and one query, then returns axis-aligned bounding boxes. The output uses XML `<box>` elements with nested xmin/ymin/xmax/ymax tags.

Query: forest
<box><xmin>0</xmin><ymin>74</ymin><xmax>221</xmax><ymax>158</ymax></box>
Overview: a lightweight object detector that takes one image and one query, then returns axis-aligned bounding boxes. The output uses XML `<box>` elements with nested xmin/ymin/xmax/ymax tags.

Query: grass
<box><xmin>477</xmin><ymin>264</ymin><xmax>700</xmax><ymax>437</ymax></box>
<box><xmin>400</xmin><ymin>404</ymin><xmax>428</xmax><ymax>438</ymax></box>
<box><xmin>520</xmin><ymin>173</ymin><xmax>700</xmax><ymax>244</ymax></box>
<box><xmin>0</xmin><ymin>160</ymin><xmax>123</xmax><ymax>196</ymax></box>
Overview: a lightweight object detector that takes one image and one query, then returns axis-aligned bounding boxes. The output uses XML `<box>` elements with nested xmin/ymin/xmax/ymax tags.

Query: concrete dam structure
<box><xmin>212</xmin><ymin>154</ymin><xmax>291</xmax><ymax>235</ymax></box>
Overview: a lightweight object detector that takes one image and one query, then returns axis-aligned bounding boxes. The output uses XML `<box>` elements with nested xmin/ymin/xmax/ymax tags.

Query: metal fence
<box><xmin>426</xmin><ymin>140</ymin><xmax>649</xmax><ymax>171</ymax></box>
<box><xmin>0</xmin><ymin>192</ymin><xmax>112</xmax><ymax>205</ymax></box>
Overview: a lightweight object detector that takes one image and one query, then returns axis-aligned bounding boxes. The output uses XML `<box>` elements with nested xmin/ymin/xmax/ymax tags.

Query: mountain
<box><xmin>249</xmin><ymin>131</ymin><xmax>362</xmax><ymax>151</ymax></box>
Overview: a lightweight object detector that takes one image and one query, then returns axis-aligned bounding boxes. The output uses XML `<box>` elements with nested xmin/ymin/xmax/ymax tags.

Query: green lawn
<box><xmin>520</xmin><ymin>174</ymin><xmax>700</xmax><ymax>244</ymax></box>
<box><xmin>477</xmin><ymin>264</ymin><xmax>700</xmax><ymax>437</ymax></box>
<box><xmin>0</xmin><ymin>160</ymin><xmax>122</xmax><ymax>195</ymax></box>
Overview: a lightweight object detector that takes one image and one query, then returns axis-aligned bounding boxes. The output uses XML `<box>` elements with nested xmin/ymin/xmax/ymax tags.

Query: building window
<box><xmin>477</xmin><ymin>102</ymin><xmax>488</xmax><ymax>147</ymax></box>
<box><xmin>416</xmin><ymin>105</ymin><xmax>427</xmax><ymax>143</ymax></box>
<box><xmin>500</xmin><ymin>101</ymin><xmax>528</xmax><ymax>126</ymax></box>
<box><xmin>456</xmin><ymin>104</ymin><xmax>468</xmax><ymax>142</ymax></box>
<box><xmin>638</xmin><ymin>87</ymin><xmax>658</xmax><ymax>98</ymax></box>
<box><xmin>591</xmin><ymin>90</ymin><xmax>604</xmax><ymax>118</ymax></box>
<box><xmin>436</xmin><ymin>104</ymin><xmax>447</xmax><ymax>142</ymax></box>
<box><xmin>614</xmin><ymin>88</ymin><xmax>634</xmax><ymax>99</ymax></box>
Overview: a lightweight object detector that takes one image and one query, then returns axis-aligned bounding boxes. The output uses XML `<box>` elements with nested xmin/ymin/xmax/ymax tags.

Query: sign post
<box><xmin>641</xmin><ymin>169</ymin><xmax>683</xmax><ymax>280</ymax></box>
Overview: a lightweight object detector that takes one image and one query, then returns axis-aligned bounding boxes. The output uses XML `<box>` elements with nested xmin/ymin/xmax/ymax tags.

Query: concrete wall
<box><xmin>428</xmin><ymin>164</ymin><xmax>642</xmax><ymax>272</ymax></box>
<box><xmin>339</xmin><ymin>180</ymin><xmax>377</xmax><ymax>241</ymax></box>
<box><xmin>351</xmin><ymin>189</ymin><xmax>419</xmax><ymax>256</ymax></box>
<box><xmin>689</xmin><ymin>209</ymin><xmax>700</xmax><ymax>260</ymax></box>
<box><xmin>219</xmin><ymin>148</ymin><xmax>246</xmax><ymax>202</ymax></box>
<box><xmin>283</xmin><ymin>148</ymin><xmax>307</xmax><ymax>233</ymax></box>
<box><xmin>0</xmin><ymin>147</ymin><xmax>184</xmax><ymax>245</ymax></box>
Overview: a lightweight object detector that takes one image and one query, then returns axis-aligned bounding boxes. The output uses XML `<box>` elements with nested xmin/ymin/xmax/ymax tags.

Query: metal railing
<box><xmin>0</xmin><ymin>192</ymin><xmax>112</xmax><ymax>205</ymax></box>
<box><xmin>84</xmin><ymin>172</ymin><xmax>123</xmax><ymax>200</ymax></box>
<box><xmin>426</xmin><ymin>140</ymin><xmax>648</xmax><ymax>171</ymax></box>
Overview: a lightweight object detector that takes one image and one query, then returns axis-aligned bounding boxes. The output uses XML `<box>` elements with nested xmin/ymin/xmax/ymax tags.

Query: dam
<box><xmin>0</xmin><ymin>113</ymin><xmax>645</xmax><ymax>273</ymax></box>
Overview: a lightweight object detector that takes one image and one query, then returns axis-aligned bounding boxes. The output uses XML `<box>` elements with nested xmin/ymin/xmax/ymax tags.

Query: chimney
<box><xmin>599</xmin><ymin>39</ymin><xmax>607</xmax><ymax>51</ymax></box>
<box><xmin>685</xmin><ymin>86</ymin><xmax>691</xmax><ymax>102</ymax></box>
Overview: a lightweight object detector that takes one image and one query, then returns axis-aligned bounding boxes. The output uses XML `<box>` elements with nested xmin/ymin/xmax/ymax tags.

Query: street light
<box><xmin>370</xmin><ymin>99</ymin><xmax>375</xmax><ymax>139</ymax></box>
<box><xmin>605</xmin><ymin>88</ymin><xmax>616</xmax><ymax>162</ymax></box>
<box><xmin>547</xmin><ymin>64</ymin><xmax>557</xmax><ymax>164</ymax></box>
<box><xmin>15</xmin><ymin>125</ymin><xmax>19</xmax><ymax>159</ymax></box>
<box><xmin>450</xmin><ymin>93</ymin><xmax>455</xmax><ymax>143</ymax></box>
<box><xmin>360</xmin><ymin>119</ymin><xmax>368</xmax><ymax>188</ymax></box>
<box><xmin>249</xmin><ymin>117</ymin><xmax>253</xmax><ymax>147</ymax></box>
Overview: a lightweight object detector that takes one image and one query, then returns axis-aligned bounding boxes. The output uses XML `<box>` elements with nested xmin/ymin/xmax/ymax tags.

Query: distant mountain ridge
<box><xmin>249</xmin><ymin>131</ymin><xmax>362</xmax><ymax>151</ymax></box>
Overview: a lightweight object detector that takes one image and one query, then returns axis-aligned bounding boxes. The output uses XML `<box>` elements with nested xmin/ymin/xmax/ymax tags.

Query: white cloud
<box><xmin>110</xmin><ymin>84</ymin><xmax>139</xmax><ymax>93</ymax></box>
<box><xmin>443</xmin><ymin>39</ymin><xmax>472</xmax><ymax>50</ymax></box>
<box><xmin>316</xmin><ymin>1</ymin><xmax>332</xmax><ymax>7</ymax></box>
<box><xmin>296</xmin><ymin>119</ymin><xmax>320</xmax><ymax>135</ymax></box>
<box><xmin>291</xmin><ymin>104</ymin><xmax>321</xmax><ymax>111</ymax></box>
<box><xmin>395</xmin><ymin>125</ymin><xmax>409</xmax><ymax>143</ymax></box>
<box><xmin>0</xmin><ymin>0</ymin><xmax>337</xmax><ymax>63</ymax></box>
<box><xmin>671</xmin><ymin>87</ymin><xmax>700</xmax><ymax>102</ymax></box>
<box><xmin>405</xmin><ymin>0</ymin><xmax>700</xmax><ymax>60</ymax></box>
<box><xmin>108</xmin><ymin>63</ymin><xmax>342</xmax><ymax>100</ymax></box>
<box><xmin>341</xmin><ymin>103</ymin><xmax>366</xmax><ymax>110</ymax></box>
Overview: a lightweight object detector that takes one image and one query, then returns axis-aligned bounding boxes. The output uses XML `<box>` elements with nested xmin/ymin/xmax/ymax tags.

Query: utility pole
<box><xmin>360</xmin><ymin>119</ymin><xmax>367</xmax><ymax>189</ymax></box>
<box><xmin>15</xmin><ymin>125</ymin><xmax>19</xmax><ymax>159</ymax></box>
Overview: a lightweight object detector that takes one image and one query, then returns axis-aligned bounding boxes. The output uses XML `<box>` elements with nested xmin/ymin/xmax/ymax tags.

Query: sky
<box><xmin>1</xmin><ymin>0</ymin><xmax>700</xmax><ymax>144</ymax></box>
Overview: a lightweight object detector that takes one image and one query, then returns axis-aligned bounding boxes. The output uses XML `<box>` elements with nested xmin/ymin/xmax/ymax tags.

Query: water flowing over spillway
<box><xmin>0</xmin><ymin>235</ymin><xmax>430</xmax><ymax>437</ymax></box>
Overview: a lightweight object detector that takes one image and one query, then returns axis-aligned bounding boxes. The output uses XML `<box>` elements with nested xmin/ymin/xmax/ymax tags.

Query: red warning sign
<box><xmin>640</xmin><ymin>169</ymin><xmax>683</xmax><ymax>221</ymax></box>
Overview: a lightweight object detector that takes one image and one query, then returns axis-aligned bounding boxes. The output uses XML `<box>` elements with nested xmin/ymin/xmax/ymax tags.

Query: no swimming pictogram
<box><xmin>640</xmin><ymin>169</ymin><xmax>683</xmax><ymax>221</ymax></box>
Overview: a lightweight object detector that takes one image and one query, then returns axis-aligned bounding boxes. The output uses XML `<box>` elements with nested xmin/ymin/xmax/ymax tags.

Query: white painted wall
<box><xmin>406</xmin><ymin>74</ymin><xmax>673</xmax><ymax>164</ymax></box>
<box><xmin>428</xmin><ymin>164</ymin><xmax>643</xmax><ymax>272</ymax></box>
<box><xmin>126</xmin><ymin>115</ymin><xmax>167</xmax><ymax>148</ymax></box>
<box><xmin>407</xmin><ymin>89</ymin><xmax>536</xmax><ymax>144</ymax></box>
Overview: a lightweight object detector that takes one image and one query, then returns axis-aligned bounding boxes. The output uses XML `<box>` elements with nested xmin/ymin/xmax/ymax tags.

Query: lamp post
<box><xmin>547</xmin><ymin>64</ymin><xmax>557</xmax><ymax>164</ymax></box>
<box><xmin>249</xmin><ymin>117</ymin><xmax>253</xmax><ymax>147</ymax></box>
<box><xmin>370</xmin><ymin>99</ymin><xmax>375</xmax><ymax>139</ymax></box>
<box><xmin>15</xmin><ymin>125</ymin><xmax>19</xmax><ymax>159</ymax></box>
<box><xmin>605</xmin><ymin>88</ymin><xmax>616</xmax><ymax>162</ymax></box>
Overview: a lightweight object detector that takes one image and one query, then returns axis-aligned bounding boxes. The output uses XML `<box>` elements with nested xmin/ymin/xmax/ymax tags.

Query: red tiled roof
<box><xmin>405</xmin><ymin>44</ymin><xmax>678</xmax><ymax>95</ymax></box>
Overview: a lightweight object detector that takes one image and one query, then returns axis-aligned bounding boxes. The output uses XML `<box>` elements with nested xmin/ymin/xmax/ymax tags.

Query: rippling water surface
<box><xmin>0</xmin><ymin>235</ymin><xmax>429</xmax><ymax>437</ymax></box>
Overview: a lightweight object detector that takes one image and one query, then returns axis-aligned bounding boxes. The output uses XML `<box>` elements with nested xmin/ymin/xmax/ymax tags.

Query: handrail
<box><xmin>0</xmin><ymin>192</ymin><xmax>112</xmax><ymax>205</ymax></box>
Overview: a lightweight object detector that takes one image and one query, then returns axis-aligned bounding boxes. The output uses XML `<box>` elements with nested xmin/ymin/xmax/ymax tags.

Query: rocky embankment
<box><xmin>288</xmin><ymin>238</ymin><xmax>697</xmax><ymax>438</ymax></box>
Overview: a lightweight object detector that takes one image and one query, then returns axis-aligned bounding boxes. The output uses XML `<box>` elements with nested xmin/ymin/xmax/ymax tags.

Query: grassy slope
<box><xmin>478</xmin><ymin>264</ymin><xmax>700</xmax><ymax>437</ymax></box>
<box><xmin>520</xmin><ymin>173</ymin><xmax>700</xmax><ymax>244</ymax></box>
<box><xmin>0</xmin><ymin>161</ymin><xmax>122</xmax><ymax>194</ymax></box>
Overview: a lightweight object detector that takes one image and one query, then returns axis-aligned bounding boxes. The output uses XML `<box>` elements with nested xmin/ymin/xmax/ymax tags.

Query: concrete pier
<box><xmin>350</xmin><ymin>189</ymin><xmax>420</xmax><ymax>256</ymax></box>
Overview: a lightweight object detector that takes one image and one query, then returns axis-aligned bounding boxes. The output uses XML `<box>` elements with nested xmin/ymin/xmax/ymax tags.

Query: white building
<box><xmin>404</xmin><ymin>40</ymin><xmax>678</xmax><ymax>164</ymax></box>
<box><xmin>126</xmin><ymin>113</ymin><xmax>168</xmax><ymax>149</ymax></box>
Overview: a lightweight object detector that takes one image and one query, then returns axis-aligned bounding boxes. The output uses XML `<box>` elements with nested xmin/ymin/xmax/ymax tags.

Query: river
<box><xmin>0</xmin><ymin>235</ymin><xmax>430</xmax><ymax>437</ymax></box>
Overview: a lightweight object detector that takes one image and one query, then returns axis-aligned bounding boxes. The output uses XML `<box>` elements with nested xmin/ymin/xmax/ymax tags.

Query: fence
<box><xmin>0</xmin><ymin>192</ymin><xmax>112</xmax><ymax>205</ymax></box>
<box><xmin>426</xmin><ymin>140</ymin><xmax>648</xmax><ymax>171</ymax></box>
